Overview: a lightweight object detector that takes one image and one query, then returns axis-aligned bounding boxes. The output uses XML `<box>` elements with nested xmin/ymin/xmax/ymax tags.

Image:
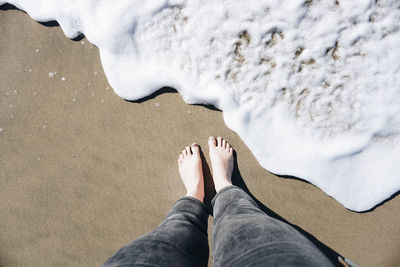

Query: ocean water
<box><xmin>2</xmin><ymin>0</ymin><xmax>400</xmax><ymax>211</ymax></box>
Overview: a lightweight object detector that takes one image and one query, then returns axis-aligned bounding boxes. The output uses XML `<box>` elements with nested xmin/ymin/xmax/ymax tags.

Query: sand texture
<box><xmin>1</xmin><ymin>8</ymin><xmax>399</xmax><ymax>267</ymax></box>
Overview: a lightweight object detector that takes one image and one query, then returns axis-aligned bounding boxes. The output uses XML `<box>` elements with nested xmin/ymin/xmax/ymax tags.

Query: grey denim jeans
<box><xmin>103</xmin><ymin>186</ymin><xmax>334</xmax><ymax>267</ymax></box>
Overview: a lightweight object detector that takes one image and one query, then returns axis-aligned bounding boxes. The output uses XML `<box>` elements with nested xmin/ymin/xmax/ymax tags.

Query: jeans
<box><xmin>103</xmin><ymin>186</ymin><xmax>335</xmax><ymax>267</ymax></box>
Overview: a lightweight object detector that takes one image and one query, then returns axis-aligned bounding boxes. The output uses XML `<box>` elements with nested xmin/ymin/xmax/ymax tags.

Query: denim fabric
<box><xmin>103</xmin><ymin>197</ymin><xmax>209</xmax><ymax>267</ymax></box>
<box><xmin>212</xmin><ymin>186</ymin><xmax>334</xmax><ymax>267</ymax></box>
<box><xmin>103</xmin><ymin>186</ymin><xmax>334</xmax><ymax>267</ymax></box>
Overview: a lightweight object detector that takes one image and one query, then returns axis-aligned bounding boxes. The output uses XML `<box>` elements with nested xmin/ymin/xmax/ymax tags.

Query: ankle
<box><xmin>215</xmin><ymin>180</ymin><xmax>232</xmax><ymax>193</ymax></box>
<box><xmin>186</xmin><ymin>191</ymin><xmax>204</xmax><ymax>202</ymax></box>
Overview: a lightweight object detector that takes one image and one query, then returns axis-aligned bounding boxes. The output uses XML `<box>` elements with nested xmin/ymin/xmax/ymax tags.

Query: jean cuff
<box><xmin>175</xmin><ymin>196</ymin><xmax>210</xmax><ymax>216</ymax></box>
<box><xmin>211</xmin><ymin>185</ymin><xmax>240</xmax><ymax>207</ymax></box>
<box><xmin>163</xmin><ymin>196</ymin><xmax>210</xmax><ymax>232</ymax></box>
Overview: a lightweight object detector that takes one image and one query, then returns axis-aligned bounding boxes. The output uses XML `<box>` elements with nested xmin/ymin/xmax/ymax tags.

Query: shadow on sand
<box><xmin>0</xmin><ymin>3</ymin><xmax>85</xmax><ymax>41</ymax></box>
<box><xmin>276</xmin><ymin>173</ymin><xmax>400</xmax><ymax>213</ymax></box>
<box><xmin>0</xmin><ymin>3</ymin><xmax>18</xmax><ymax>11</ymax></box>
<box><xmin>126</xmin><ymin>87</ymin><xmax>221</xmax><ymax>112</ymax></box>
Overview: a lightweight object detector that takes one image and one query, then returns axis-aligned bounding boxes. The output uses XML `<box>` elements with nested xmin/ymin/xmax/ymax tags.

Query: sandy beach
<box><xmin>1</xmin><ymin>7</ymin><xmax>399</xmax><ymax>267</ymax></box>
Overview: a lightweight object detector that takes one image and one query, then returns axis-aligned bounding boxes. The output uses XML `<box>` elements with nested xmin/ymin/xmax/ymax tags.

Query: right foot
<box><xmin>208</xmin><ymin>136</ymin><xmax>234</xmax><ymax>192</ymax></box>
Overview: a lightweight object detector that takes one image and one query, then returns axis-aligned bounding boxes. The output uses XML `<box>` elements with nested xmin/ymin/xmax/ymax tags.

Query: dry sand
<box><xmin>1</xmin><ymin>7</ymin><xmax>399</xmax><ymax>267</ymax></box>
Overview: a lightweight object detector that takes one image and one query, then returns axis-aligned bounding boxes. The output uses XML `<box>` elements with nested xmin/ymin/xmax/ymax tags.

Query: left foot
<box><xmin>178</xmin><ymin>144</ymin><xmax>205</xmax><ymax>202</ymax></box>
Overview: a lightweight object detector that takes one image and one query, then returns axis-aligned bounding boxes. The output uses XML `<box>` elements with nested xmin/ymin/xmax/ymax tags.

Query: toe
<box><xmin>186</xmin><ymin>146</ymin><xmax>192</xmax><ymax>155</ymax></box>
<box><xmin>217</xmin><ymin>136</ymin><xmax>222</xmax><ymax>147</ymax></box>
<box><xmin>208</xmin><ymin>136</ymin><xmax>217</xmax><ymax>147</ymax></box>
<box><xmin>191</xmin><ymin>143</ymin><xmax>200</xmax><ymax>156</ymax></box>
<box><xmin>222</xmin><ymin>138</ymin><xmax>227</xmax><ymax>149</ymax></box>
<box><xmin>229</xmin><ymin>147</ymin><xmax>233</xmax><ymax>154</ymax></box>
<box><xmin>182</xmin><ymin>148</ymin><xmax>187</xmax><ymax>157</ymax></box>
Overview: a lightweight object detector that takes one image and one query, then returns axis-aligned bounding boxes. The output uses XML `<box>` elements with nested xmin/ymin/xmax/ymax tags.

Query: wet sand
<box><xmin>1</xmin><ymin>8</ymin><xmax>399</xmax><ymax>267</ymax></box>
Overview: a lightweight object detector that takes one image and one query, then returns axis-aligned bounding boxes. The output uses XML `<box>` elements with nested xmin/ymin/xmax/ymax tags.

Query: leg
<box><xmin>103</xmin><ymin>144</ymin><xmax>209</xmax><ymax>267</ymax></box>
<box><xmin>208</xmin><ymin>136</ymin><xmax>334</xmax><ymax>267</ymax></box>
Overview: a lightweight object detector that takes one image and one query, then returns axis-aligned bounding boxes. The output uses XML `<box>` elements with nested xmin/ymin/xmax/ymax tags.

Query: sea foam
<box><xmin>2</xmin><ymin>0</ymin><xmax>400</xmax><ymax>211</ymax></box>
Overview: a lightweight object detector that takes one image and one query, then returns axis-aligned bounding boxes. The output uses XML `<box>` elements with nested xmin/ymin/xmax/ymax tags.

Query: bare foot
<box><xmin>208</xmin><ymin>136</ymin><xmax>234</xmax><ymax>192</ymax></box>
<box><xmin>178</xmin><ymin>144</ymin><xmax>205</xmax><ymax>202</ymax></box>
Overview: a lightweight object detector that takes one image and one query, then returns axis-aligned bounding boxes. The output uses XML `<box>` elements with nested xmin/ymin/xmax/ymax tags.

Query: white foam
<box><xmin>3</xmin><ymin>0</ymin><xmax>400</xmax><ymax>211</ymax></box>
